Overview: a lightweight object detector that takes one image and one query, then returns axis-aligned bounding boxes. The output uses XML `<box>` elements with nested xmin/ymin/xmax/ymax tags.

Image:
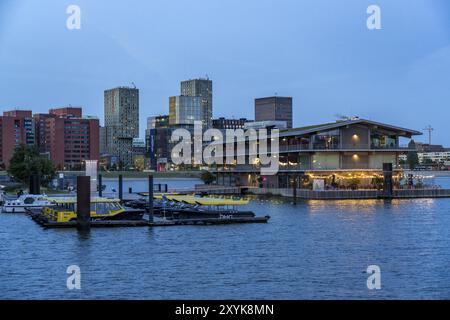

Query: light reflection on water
<box><xmin>0</xmin><ymin>178</ymin><xmax>449</xmax><ymax>299</ymax></box>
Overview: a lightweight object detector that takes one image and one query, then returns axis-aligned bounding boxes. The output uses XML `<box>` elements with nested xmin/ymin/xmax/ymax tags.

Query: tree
<box><xmin>200</xmin><ymin>171</ymin><xmax>216</xmax><ymax>185</ymax></box>
<box><xmin>407</xmin><ymin>151</ymin><xmax>419</xmax><ymax>170</ymax></box>
<box><xmin>7</xmin><ymin>144</ymin><xmax>56</xmax><ymax>186</ymax></box>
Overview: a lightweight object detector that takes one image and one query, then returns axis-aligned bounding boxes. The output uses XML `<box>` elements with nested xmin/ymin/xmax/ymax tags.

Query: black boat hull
<box><xmin>154</xmin><ymin>208</ymin><xmax>255</xmax><ymax>220</ymax></box>
<box><xmin>101</xmin><ymin>208</ymin><xmax>145</xmax><ymax>221</ymax></box>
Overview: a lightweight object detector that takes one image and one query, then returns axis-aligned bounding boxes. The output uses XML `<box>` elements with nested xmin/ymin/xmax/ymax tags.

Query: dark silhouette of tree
<box><xmin>407</xmin><ymin>151</ymin><xmax>419</xmax><ymax>170</ymax></box>
<box><xmin>7</xmin><ymin>144</ymin><xmax>56</xmax><ymax>186</ymax></box>
<box><xmin>406</xmin><ymin>139</ymin><xmax>420</xmax><ymax>170</ymax></box>
<box><xmin>200</xmin><ymin>171</ymin><xmax>215</xmax><ymax>185</ymax></box>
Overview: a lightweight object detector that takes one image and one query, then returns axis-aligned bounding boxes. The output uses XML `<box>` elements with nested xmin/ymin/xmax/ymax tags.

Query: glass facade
<box><xmin>104</xmin><ymin>87</ymin><xmax>139</xmax><ymax>167</ymax></box>
<box><xmin>369</xmin><ymin>154</ymin><xmax>397</xmax><ymax>169</ymax></box>
<box><xmin>169</xmin><ymin>96</ymin><xmax>202</xmax><ymax>125</ymax></box>
<box><xmin>370</xmin><ymin>132</ymin><xmax>397</xmax><ymax>149</ymax></box>
<box><xmin>312</xmin><ymin>153</ymin><xmax>339</xmax><ymax>170</ymax></box>
<box><xmin>298</xmin><ymin>154</ymin><xmax>310</xmax><ymax>170</ymax></box>
<box><xmin>180</xmin><ymin>79</ymin><xmax>213</xmax><ymax>128</ymax></box>
<box><xmin>312</xmin><ymin>130</ymin><xmax>340</xmax><ymax>149</ymax></box>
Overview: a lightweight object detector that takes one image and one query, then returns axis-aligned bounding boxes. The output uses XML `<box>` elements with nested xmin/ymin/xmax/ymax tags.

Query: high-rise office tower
<box><xmin>180</xmin><ymin>78</ymin><xmax>213</xmax><ymax>128</ymax></box>
<box><xmin>104</xmin><ymin>86</ymin><xmax>139</xmax><ymax>168</ymax></box>
<box><xmin>255</xmin><ymin>96</ymin><xmax>293</xmax><ymax>128</ymax></box>
<box><xmin>146</xmin><ymin>115</ymin><xmax>171</xmax><ymax>171</ymax></box>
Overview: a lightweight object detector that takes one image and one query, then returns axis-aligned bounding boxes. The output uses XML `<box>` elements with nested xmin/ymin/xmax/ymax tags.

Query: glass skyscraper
<box><xmin>180</xmin><ymin>78</ymin><xmax>213</xmax><ymax>128</ymax></box>
<box><xmin>104</xmin><ymin>86</ymin><xmax>139</xmax><ymax>168</ymax></box>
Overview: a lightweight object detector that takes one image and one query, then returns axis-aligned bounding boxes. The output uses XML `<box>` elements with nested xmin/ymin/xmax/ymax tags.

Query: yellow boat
<box><xmin>153</xmin><ymin>194</ymin><xmax>250</xmax><ymax>206</ymax></box>
<box><xmin>41</xmin><ymin>197</ymin><xmax>145</xmax><ymax>223</ymax></box>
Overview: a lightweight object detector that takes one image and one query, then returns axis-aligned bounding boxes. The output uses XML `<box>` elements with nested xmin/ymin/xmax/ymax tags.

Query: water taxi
<box><xmin>153</xmin><ymin>194</ymin><xmax>255</xmax><ymax>220</ymax></box>
<box><xmin>39</xmin><ymin>197</ymin><xmax>145</xmax><ymax>222</ymax></box>
<box><xmin>153</xmin><ymin>194</ymin><xmax>250</xmax><ymax>206</ymax></box>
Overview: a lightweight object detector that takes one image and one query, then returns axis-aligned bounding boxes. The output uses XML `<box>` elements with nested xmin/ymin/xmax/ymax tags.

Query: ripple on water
<box><xmin>1</xmin><ymin>183</ymin><xmax>450</xmax><ymax>299</ymax></box>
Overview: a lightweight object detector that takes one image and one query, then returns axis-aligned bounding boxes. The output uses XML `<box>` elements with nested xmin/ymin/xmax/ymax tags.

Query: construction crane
<box><xmin>423</xmin><ymin>125</ymin><xmax>434</xmax><ymax>145</ymax></box>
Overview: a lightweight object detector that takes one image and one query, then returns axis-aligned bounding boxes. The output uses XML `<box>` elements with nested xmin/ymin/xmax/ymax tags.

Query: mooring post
<box><xmin>164</xmin><ymin>184</ymin><xmax>168</xmax><ymax>193</ymax></box>
<box><xmin>35</xmin><ymin>174</ymin><xmax>40</xmax><ymax>195</ymax></box>
<box><xmin>77</xmin><ymin>176</ymin><xmax>91</xmax><ymax>230</ymax></box>
<box><xmin>29</xmin><ymin>174</ymin><xmax>40</xmax><ymax>195</ymax></box>
<box><xmin>292</xmin><ymin>175</ymin><xmax>297</xmax><ymax>205</ymax></box>
<box><xmin>383</xmin><ymin>163</ymin><xmax>393</xmax><ymax>198</ymax></box>
<box><xmin>148</xmin><ymin>175</ymin><xmax>154</xmax><ymax>223</ymax></box>
<box><xmin>98</xmin><ymin>174</ymin><xmax>102</xmax><ymax>197</ymax></box>
<box><xmin>118</xmin><ymin>174</ymin><xmax>123</xmax><ymax>201</ymax></box>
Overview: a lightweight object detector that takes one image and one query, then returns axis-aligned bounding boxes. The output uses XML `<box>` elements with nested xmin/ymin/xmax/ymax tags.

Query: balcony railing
<box><xmin>214</xmin><ymin>163</ymin><xmax>405</xmax><ymax>172</ymax></box>
<box><xmin>279</xmin><ymin>143</ymin><xmax>413</xmax><ymax>152</ymax></box>
<box><xmin>279</xmin><ymin>144</ymin><xmax>310</xmax><ymax>152</ymax></box>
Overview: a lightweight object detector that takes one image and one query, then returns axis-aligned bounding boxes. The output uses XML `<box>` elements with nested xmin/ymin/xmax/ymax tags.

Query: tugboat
<box><xmin>2</xmin><ymin>194</ymin><xmax>52</xmax><ymax>213</ymax></box>
<box><xmin>35</xmin><ymin>197</ymin><xmax>145</xmax><ymax>223</ymax></box>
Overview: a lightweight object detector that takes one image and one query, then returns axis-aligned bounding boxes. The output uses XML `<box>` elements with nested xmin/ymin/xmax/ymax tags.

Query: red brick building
<box><xmin>36</xmin><ymin>107</ymin><xmax>99</xmax><ymax>170</ymax></box>
<box><xmin>0</xmin><ymin>107</ymin><xmax>99</xmax><ymax>169</ymax></box>
<box><xmin>0</xmin><ymin>110</ymin><xmax>35</xmax><ymax>168</ymax></box>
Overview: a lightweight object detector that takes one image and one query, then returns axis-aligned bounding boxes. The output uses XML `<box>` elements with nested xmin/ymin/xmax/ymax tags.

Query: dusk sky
<box><xmin>0</xmin><ymin>0</ymin><xmax>449</xmax><ymax>144</ymax></box>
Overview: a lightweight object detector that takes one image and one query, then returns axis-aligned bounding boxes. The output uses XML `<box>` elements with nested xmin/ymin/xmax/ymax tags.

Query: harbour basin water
<box><xmin>0</xmin><ymin>177</ymin><xmax>450</xmax><ymax>299</ymax></box>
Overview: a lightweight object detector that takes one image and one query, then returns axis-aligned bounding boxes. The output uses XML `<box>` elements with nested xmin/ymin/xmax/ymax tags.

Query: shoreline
<box><xmin>404</xmin><ymin>170</ymin><xmax>450</xmax><ymax>177</ymax></box>
<box><xmin>0</xmin><ymin>170</ymin><xmax>203</xmax><ymax>179</ymax></box>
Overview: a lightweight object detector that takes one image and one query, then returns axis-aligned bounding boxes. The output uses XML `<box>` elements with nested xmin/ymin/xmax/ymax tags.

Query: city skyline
<box><xmin>0</xmin><ymin>0</ymin><xmax>449</xmax><ymax>144</ymax></box>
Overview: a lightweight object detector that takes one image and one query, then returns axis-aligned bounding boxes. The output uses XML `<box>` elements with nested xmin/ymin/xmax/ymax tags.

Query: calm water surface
<box><xmin>1</xmin><ymin>178</ymin><xmax>450</xmax><ymax>299</ymax></box>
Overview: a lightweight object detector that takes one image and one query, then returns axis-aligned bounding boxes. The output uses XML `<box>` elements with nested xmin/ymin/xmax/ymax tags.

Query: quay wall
<box><xmin>246</xmin><ymin>188</ymin><xmax>450</xmax><ymax>199</ymax></box>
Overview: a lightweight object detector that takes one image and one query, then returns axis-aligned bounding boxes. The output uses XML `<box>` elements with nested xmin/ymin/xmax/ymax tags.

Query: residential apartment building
<box><xmin>104</xmin><ymin>87</ymin><xmax>139</xmax><ymax>168</ymax></box>
<box><xmin>0</xmin><ymin>108</ymin><xmax>99</xmax><ymax>169</ymax></box>
<box><xmin>0</xmin><ymin>110</ymin><xmax>35</xmax><ymax>168</ymax></box>
<box><xmin>34</xmin><ymin>113</ymin><xmax>53</xmax><ymax>154</ymax></box>
<box><xmin>34</xmin><ymin>107</ymin><xmax>99</xmax><ymax>169</ymax></box>
<box><xmin>399</xmin><ymin>152</ymin><xmax>450</xmax><ymax>164</ymax></box>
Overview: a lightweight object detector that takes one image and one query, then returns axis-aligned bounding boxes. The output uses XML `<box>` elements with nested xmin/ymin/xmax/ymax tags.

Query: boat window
<box><xmin>24</xmin><ymin>197</ymin><xmax>35</xmax><ymax>204</ymax></box>
<box><xmin>96</xmin><ymin>203</ymin><xmax>109</xmax><ymax>215</ymax></box>
<box><xmin>110</xmin><ymin>202</ymin><xmax>122</xmax><ymax>210</ymax></box>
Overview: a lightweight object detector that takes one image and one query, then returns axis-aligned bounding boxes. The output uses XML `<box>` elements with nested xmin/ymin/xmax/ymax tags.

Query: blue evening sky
<box><xmin>0</xmin><ymin>0</ymin><xmax>449</xmax><ymax>144</ymax></box>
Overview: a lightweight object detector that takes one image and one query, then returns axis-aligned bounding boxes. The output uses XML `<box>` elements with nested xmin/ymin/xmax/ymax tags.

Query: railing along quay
<box><xmin>246</xmin><ymin>188</ymin><xmax>450</xmax><ymax>199</ymax></box>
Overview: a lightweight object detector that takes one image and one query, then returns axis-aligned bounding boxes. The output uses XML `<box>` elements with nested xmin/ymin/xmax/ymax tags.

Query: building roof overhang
<box><xmin>280</xmin><ymin>119</ymin><xmax>422</xmax><ymax>138</ymax></box>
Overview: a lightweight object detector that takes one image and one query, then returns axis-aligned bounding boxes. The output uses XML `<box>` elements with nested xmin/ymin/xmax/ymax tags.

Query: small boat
<box><xmin>156</xmin><ymin>206</ymin><xmax>256</xmax><ymax>220</ymax></box>
<box><xmin>2</xmin><ymin>194</ymin><xmax>52</xmax><ymax>213</ymax></box>
<box><xmin>154</xmin><ymin>195</ymin><xmax>255</xmax><ymax>220</ymax></box>
<box><xmin>37</xmin><ymin>197</ymin><xmax>145</xmax><ymax>223</ymax></box>
<box><xmin>153</xmin><ymin>194</ymin><xmax>250</xmax><ymax>206</ymax></box>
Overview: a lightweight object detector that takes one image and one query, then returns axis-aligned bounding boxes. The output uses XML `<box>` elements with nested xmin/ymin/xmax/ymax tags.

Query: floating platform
<box><xmin>149</xmin><ymin>216</ymin><xmax>270</xmax><ymax>227</ymax></box>
<box><xmin>27</xmin><ymin>211</ymin><xmax>149</xmax><ymax>228</ymax></box>
<box><xmin>27</xmin><ymin>210</ymin><xmax>270</xmax><ymax>229</ymax></box>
